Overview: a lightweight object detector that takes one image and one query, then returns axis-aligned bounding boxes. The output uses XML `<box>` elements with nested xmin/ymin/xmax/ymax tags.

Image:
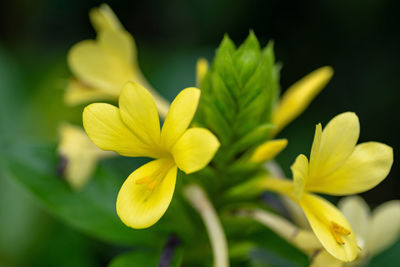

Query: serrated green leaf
<box><xmin>202</xmin><ymin>100</ymin><xmax>234</xmax><ymax>144</ymax></box>
<box><xmin>238</xmin><ymin>71</ymin><xmax>263</xmax><ymax>111</ymax></box>
<box><xmin>260</xmin><ymin>42</ymin><xmax>281</xmax><ymax>122</ymax></box>
<box><xmin>194</xmin><ymin>32</ymin><xmax>281</xmax><ymax>195</ymax></box>
<box><xmin>233</xmin><ymin>31</ymin><xmax>261</xmax><ymax>85</ymax></box>
<box><xmin>215</xmin><ymin>35</ymin><xmax>236</xmax><ymax>63</ymax></box>
<box><xmin>210</xmin><ymin>72</ymin><xmax>237</xmax><ymax>122</ymax></box>
<box><xmin>214</xmin><ymin>37</ymin><xmax>241</xmax><ymax>98</ymax></box>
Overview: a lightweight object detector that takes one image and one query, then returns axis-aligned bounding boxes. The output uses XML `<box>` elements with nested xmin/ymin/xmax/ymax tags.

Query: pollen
<box><xmin>331</xmin><ymin>221</ymin><xmax>351</xmax><ymax>245</ymax></box>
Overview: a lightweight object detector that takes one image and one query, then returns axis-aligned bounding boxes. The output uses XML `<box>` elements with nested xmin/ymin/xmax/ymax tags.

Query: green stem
<box><xmin>184</xmin><ymin>184</ymin><xmax>229</xmax><ymax>267</ymax></box>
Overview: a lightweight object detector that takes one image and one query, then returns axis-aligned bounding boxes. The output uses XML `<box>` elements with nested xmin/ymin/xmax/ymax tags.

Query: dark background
<box><xmin>0</xmin><ymin>0</ymin><xmax>399</xmax><ymax>266</ymax></box>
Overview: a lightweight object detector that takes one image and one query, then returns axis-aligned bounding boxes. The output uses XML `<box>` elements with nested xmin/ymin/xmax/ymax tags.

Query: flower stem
<box><xmin>265</xmin><ymin>160</ymin><xmax>310</xmax><ymax>229</ymax></box>
<box><xmin>235</xmin><ymin>208</ymin><xmax>321</xmax><ymax>255</ymax></box>
<box><xmin>184</xmin><ymin>184</ymin><xmax>229</xmax><ymax>267</ymax></box>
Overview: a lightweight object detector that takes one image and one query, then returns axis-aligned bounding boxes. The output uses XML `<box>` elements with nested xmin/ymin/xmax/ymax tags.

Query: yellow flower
<box><xmin>245</xmin><ymin>67</ymin><xmax>333</xmax><ymax>160</ymax></box>
<box><xmin>58</xmin><ymin>123</ymin><xmax>114</xmax><ymax>190</ymax></box>
<box><xmin>242</xmin><ymin>112</ymin><xmax>393</xmax><ymax>261</ymax></box>
<box><xmin>65</xmin><ymin>4</ymin><xmax>170</xmax><ymax>117</ymax></box>
<box><xmin>240</xmin><ymin>196</ymin><xmax>399</xmax><ymax>266</ymax></box>
<box><xmin>339</xmin><ymin>196</ymin><xmax>400</xmax><ymax>264</ymax></box>
<box><xmin>196</xmin><ymin>58</ymin><xmax>209</xmax><ymax>87</ymax></box>
<box><xmin>83</xmin><ymin>81</ymin><xmax>220</xmax><ymax>229</ymax></box>
<box><xmin>250</xmin><ymin>196</ymin><xmax>400</xmax><ymax>267</ymax></box>
<box><xmin>89</xmin><ymin>3</ymin><xmax>123</xmax><ymax>32</ymax></box>
<box><xmin>293</xmin><ymin>112</ymin><xmax>393</xmax><ymax>198</ymax></box>
<box><xmin>249</xmin><ymin>139</ymin><xmax>288</xmax><ymax>163</ymax></box>
<box><xmin>236</xmin><ymin>208</ymin><xmax>343</xmax><ymax>267</ymax></box>
<box><xmin>272</xmin><ymin>66</ymin><xmax>334</xmax><ymax>136</ymax></box>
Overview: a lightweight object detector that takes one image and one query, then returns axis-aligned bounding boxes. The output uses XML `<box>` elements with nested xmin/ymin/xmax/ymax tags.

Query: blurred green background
<box><xmin>0</xmin><ymin>0</ymin><xmax>399</xmax><ymax>266</ymax></box>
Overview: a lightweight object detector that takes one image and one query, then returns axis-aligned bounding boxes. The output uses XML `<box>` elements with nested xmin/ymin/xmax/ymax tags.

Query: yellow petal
<box><xmin>309</xmin><ymin>123</ymin><xmax>322</xmax><ymax>174</ymax></box>
<box><xmin>291</xmin><ymin>154</ymin><xmax>309</xmax><ymax>200</ymax></box>
<box><xmin>272</xmin><ymin>66</ymin><xmax>333</xmax><ymax>135</ymax></box>
<box><xmin>145</xmin><ymin>86</ymin><xmax>171</xmax><ymax>119</ymax></box>
<box><xmin>89</xmin><ymin>4</ymin><xmax>123</xmax><ymax>33</ymax></box>
<box><xmin>300</xmin><ymin>193</ymin><xmax>358</xmax><ymax>262</ymax></box>
<box><xmin>119</xmin><ymin>82</ymin><xmax>161</xmax><ymax>146</ymax></box>
<box><xmin>116</xmin><ymin>159</ymin><xmax>177</xmax><ymax>229</ymax></box>
<box><xmin>98</xmin><ymin>30</ymin><xmax>134</xmax><ymax>66</ymax></box>
<box><xmin>58</xmin><ymin>123</ymin><xmax>114</xmax><ymax>190</ymax></box>
<box><xmin>63</xmin><ymin>152</ymin><xmax>97</xmax><ymax>190</ymax></box>
<box><xmin>64</xmin><ymin>79</ymin><xmax>115</xmax><ymax>106</ymax></box>
<box><xmin>68</xmin><ymin>32</ymin><xmax>171</xmax><ymax>117</ymax></box>
<box><xmin>96</xmin><ymin>31</ymin><xmax>170</xmax><ymax>119</ymax></box>
<box><xmin>338</xmin><ymin>196</ymin><xmax>370</xmax><ymax>249</ymax></box>
<box><xmin>307</xmin><ymin>142</ymin><xmax>393</xmax><ymax>195</ymax></box>
<box><xmin>172</xmin><ymin>128</ymin><xmax>220</xmax><ymax>174</ymax></box>
<box><xmin>250</xmin><ymin>139</ymin><xmax>288</xmax><ymax>163</ymax></box>
<box><xmin>367</xmin><ymin>200</ymin><xmax>400</xmax><ymax>256</ymax></box>
<box><xmin>83</xmin><ymin>103</ymin><xmax>161</xmax><ymax>158</ymax></box>
<box><xmin>161</xmin><ymin>87</ymin><xmax>201</xmax><ymax>149</ymax></box>
<box><xmin>196</xmin><ymin>58</ymin><xmax>209</xmax><ymax>87</ymax></box>
<box><xmin>58</xmin><ymin>123</ymin><xmax>113</xmax><ymax>157</ymax></box>
<box><xmin>310</xmin><ymin>250</ymin><xmax>344</xmax><ymax>267</ymax></box>
<box><xmin>68</xmin><ymin>30</ymin><xmax>134</xmax><ymax>94</ymax></box>
<box><xmin>308</xmin><ymin>112</ymin><xmax>360</xmax><ymax>180</ymax></box>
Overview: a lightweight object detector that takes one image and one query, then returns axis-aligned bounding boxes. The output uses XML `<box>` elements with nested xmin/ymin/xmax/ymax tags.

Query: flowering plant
<box><xmin>1</xmin><ymin>4</ymin><xmax>398</xmax><ymax>267</ymax></box>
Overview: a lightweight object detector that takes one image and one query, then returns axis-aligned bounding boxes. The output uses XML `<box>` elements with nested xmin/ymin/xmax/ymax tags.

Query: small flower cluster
<box><xmin>58</xmin><ymin>4</ymin><xmax>398</xmax><ymax>266</ymax></box>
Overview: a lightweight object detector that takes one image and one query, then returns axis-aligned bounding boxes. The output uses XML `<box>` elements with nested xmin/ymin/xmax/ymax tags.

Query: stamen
<box><xmin>134</xmin><ymin>160</ymin><xmax>175</xmax><ymax>191</ymax></box>
<box><xmin>135</xmin><ymin>176</ymin><xmax>153</xmax><ymax>185</ymax></box>
<box><xmin>147</xmin><ymin>180</ymin><xmax>158</xmax><ymax>190</ymax></box>
<box><xmin>332</xmin><ymin>222</ymin><xmax>351</xmax><ymax>235</ymax></box>
<box><xmin>331</xmin><ymin>221</ymin><xmax>351</xmax><ymax>245</ymax></box>
<box><xmin>332</xmin><ymin>230</ymin><xmax>345</xmax><ymax>245</ymax></box>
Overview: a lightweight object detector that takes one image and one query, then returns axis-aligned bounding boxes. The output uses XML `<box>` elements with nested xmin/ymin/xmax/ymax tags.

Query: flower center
<box><xmin>135</xmin><ymin>160</ymin><xmax>175</xmax><ymax>190</ymax></box>
<box><xmin>330</xmin><ymin>221</ymin><xmax>351</xmax><ymax>245</ymax></box>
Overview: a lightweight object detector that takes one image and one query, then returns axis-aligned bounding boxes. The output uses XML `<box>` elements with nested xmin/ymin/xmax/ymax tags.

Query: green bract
<box><xmin>193</xmin><ymin>32</ymin><xmax>281</xmax><ymax>193</ymax></box>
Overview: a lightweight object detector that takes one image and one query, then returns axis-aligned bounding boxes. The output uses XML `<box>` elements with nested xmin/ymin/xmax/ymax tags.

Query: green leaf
<box><xmin>169</xmin><ymin>247</ymin><xmax>184</xmax><ymax>267</ymax></box>
<box><xmin>213</xmin><ymin>36</ymin><xmax>240</xmax><ymax>99</ymax></box>
<box><xmin>0</xmin><ymin>46</ymin><xmax>27</xmax><ymax>141</ymax></box>
<box><xmin>369</xmin><ymin>240</ymin><xmax>400</xmax><ymax>267</ymax></box>
<box><xmin>249</xmin><ymin>247</ymin><xmax>302</xmax><ymax>267</ymax></box>
<box><xmin>108</xmin><ymin>250</ymin><xmax>160</xmax><ymax>267</ymax></box>
<box><xmin>233</xmin><ymin>31</ymin><xmax>261</xmax><ymax>87</ymax></box>
<box><xmin>260</xmin><ymin>41</ymin><xmax>281</xmax><ymax>122</ymax></box>
<box><xmin>200</xmin><ymin>97</ymin><xmax>234</xmax><ymax>145</ymax></box>
<box><xmin>219</xmin><ymin>124</ymin><xmax>273</xmax><ymax>164</ymax></box>
<box><xmin>195</xmin><ymin>32</ymin><xmax>280</xmax><ymax>161</ymax></box>
<box><xmin>210</xmin><ymin>71</ymin><xmax>237</xmax><ymax>122</ymax></box>
<box><xmin>222</xmin><ymin>217</ymin><xmax>308</xmax><ymax>267</ymax></box>
<box><xmin>193</xmin><ymin>32</ymin><xmax>282</xmax><ymax>203</ymax></box>
<box><xmin>108</xmin><ymin>244</ymin><xmax>183</xmax><ymax>267</ymax></box>
<box><xmin>224</xmin><ymin>176</ymin><xmax>267</xmax><ymax>201</ymax></box>
<box><xmin>0</xmin><ymin>142</ymin><xmax>165</xmax><ymax>246</ymax></box>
